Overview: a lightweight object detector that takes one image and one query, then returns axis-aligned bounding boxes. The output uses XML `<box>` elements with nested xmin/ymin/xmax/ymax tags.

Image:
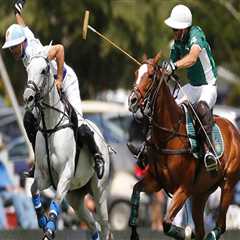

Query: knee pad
<box><xmin>78</xmin><ymin>124</ymin><xmax>94</xmax><ymax>138</ymax></box>
<box><xmin>23</xmin><ymin>111</ymin><xmax>38</xmax><ymax>147</ymax></box>
<box><xmin>77</xmin><ymin>124</ymin><xmax>98</xmax><ymax>153</ymax></box>
<box><xmin>23</xmin><ymin>111</ymin><xmax>38</xmax><ymax>131</ymax></box>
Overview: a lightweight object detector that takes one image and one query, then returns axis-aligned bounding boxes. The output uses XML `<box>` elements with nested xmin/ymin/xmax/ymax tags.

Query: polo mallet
<box><xmin>82</xmin><ymin>10</ymin><xmax>141</xmax><ymax>66</ymax></box>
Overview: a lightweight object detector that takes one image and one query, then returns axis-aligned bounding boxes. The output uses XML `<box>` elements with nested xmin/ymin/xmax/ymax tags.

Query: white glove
<box><xmin>162</xmin><ymin>59</ymin><xmax>177</xmax><ymax>75</ymax></box>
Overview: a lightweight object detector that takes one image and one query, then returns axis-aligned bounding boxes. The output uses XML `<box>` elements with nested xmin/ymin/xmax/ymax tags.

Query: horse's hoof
<box><xmin>107</xmin><ymin>232</ymin><xmax>114</xmax><ymax>240</ymax></box>
<box><xmin>205</xmin><ymin>231</ymin><xmax>217</xmax><ymax>240</ymax></box>
<box><xmin>185</xmin><ymin>225</ymin><xmax>192</xmax><ymax>240</ymax></box>
<box><xmin>42</xmin><ymin>229</ymin><xmax>55</xmax><ymax>240</ymax></box>
<box><xmin>130</xmin><ymin>228</ymin><xmax>139</xmax><ymax>240</ymax></box>
<box><xmin>130</xmin><ymin>233</ymin><xmax>139</xmax><ymax>240</ymax></box>
<box><xmin>91</xmin><ymin>231</ymin><xmax>100</xmax><ymax>240</ymax></box>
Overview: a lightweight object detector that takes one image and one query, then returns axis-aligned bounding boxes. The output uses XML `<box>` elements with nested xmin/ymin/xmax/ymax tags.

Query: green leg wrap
<box><xmin>163</xmin><ymin>222</ymin><xmax>187</xmax><ymax>240</ymax></box>
<box><xmin>205</xmin><ymin>227</ymin><xmax>222</xmax><ymax>240</ymax></box>
<box><xmin>129</xmin><ymin>191</ymin><xmax>140</xmax><ymax>227</ymax></box>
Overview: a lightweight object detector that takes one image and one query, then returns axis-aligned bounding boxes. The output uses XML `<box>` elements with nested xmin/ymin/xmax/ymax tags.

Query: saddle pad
<box><xmin>182</xmin><ymin>105</ymin><xmax>224</xmax><ymax>159</ymax></box>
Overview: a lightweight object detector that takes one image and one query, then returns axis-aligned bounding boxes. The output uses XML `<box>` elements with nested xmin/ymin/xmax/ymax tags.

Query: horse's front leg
<box><xmin>192</xmin><ymin>194</ymin><xmax>209</xmax><ymax>240</ymax></box>
<box><xmin>91</xmin><ymin>184</ymin><xmax>112</xmax><ymax>240</ymax></box>
<box><xmin>163</xmin><ymin>186</ymin><xmax>192</xmax><ymax>240</ymax></box>
<box><xmin>129</xmin><ymin>172</ymin><xmax>161</xmax><ymax>240</ymax></box>
<box><xmin>44</xmin><ymin>159</ymin><xmax>74</xmax><ymax>240</ymax></box>
<box><xmin>31</xmin><ymin>179</ymin><xmax>48</xmax><ymax>231</ymax></box>
<box><xmin>129</xmin><ymin>179</ymin><xmax>144</xmax><ymax>240</ymax></box>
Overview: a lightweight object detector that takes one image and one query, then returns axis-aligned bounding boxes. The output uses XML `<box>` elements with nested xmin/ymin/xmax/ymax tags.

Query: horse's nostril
<box><xmin>28</xmin><ymin>95</ymin><xmax>34</xmax><ymax>103</ymax></box>
<box><xmin>131</xmin><ymin>96</ymin><xmax>137</xmax><ymax>105</ymax></box>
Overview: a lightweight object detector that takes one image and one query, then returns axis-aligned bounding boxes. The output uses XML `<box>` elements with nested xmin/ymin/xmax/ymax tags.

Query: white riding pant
<box><xmin>63</xmin><ymin>66</ymin><xmax>84</xmax><ymax>125</ymax></box>
<box><xmin>175</xmin><ymin>83</ymin><xmax>217</xmax><ymax>109</ymax></box>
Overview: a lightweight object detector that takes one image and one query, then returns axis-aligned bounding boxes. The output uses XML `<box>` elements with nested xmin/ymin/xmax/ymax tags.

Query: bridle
<box><xmin>132</xmin><ymin>63</ymin><xmax>193</xmax><ymax>154</ymax></box>
<box><xmin>26</xmin><ymin>56</ymin><xmax>73</xmax><ymax>135</ymax></box>
<box><xmin>26</xmin><ymin>57</ymin><xmax>54</xmax><ymax>104</ymax></box>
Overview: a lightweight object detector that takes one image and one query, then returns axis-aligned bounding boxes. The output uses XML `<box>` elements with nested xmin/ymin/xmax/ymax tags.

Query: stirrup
<box><xmin>94</xmin><ymin>153</ymin><xmax>105</xmax><ymax>179</ymax></box>
<box><xmin>204</xmin><ymin>151</ymin><xmax>218</xmax><ymax>172</ymax></box>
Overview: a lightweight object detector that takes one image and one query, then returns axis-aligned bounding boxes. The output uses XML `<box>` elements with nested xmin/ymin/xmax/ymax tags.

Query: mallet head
<box><xmin>82</xmin><ymin>10</ymin><xmax>90</xmax><ymax>40</ymax></box>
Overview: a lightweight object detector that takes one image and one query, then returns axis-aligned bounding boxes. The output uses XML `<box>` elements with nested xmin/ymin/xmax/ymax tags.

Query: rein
<box><xmin>39</xmin><ymin>107</ymin><xmax>56</xmax><ymax>190</ymax></box>
<box><xmin>38</xmin><ymin>101</ymin><xmax>73</xmax><ymax>135</ymax></box>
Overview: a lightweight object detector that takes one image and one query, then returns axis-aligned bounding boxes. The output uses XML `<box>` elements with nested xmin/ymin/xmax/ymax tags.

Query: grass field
<box><xmin>0</xmin><ymin>229</ymin><xmax>240</xmax><ymax>240</ymax></box>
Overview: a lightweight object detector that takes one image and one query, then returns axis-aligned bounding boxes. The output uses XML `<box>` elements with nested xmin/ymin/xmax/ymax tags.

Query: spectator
<box><xmin>0</xmin><ymin>133</ymin><xmax>37</xmax><ymax>229</ymax></box>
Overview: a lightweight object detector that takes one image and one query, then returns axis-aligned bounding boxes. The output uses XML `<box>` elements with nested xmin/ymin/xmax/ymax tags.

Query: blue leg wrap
<box><xmin>49</xmin><ymin>200</ymin><xmax>61</xmax><ymax>216</ymax></box>
<box><xmin>46</xmin><ymin>201</ymin><xmax>61</xmax><ymax>233</ymax></box>
<box><xmin>32</xmin><ymin>193</ymin><xmax>41</xmax><ymax>208</ymax></box>
<box><xmin>32</xmin><ymin>193</ymin><xmax>47</xmax><ymax>230</ymax></box>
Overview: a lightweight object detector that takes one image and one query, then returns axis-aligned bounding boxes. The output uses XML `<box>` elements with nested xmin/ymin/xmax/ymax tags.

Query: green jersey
<box><xmin>170</xmin><ymin>26</ymin><xmax>217</xmax><ymax>86</ymax></box>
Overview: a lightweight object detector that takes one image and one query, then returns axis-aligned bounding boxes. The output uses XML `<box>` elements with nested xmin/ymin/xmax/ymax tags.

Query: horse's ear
<box><xmin>142</xmin><ymin>53</ymin><xmax>148</xmax><ymax>62</ymax></box>
<box><xmin>154</xmin><ymin>52</ymin><xmax>161</xmax><ymax>64</ymax></box>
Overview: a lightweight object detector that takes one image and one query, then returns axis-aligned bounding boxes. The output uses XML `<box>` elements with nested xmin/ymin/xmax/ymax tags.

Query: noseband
<box><xmin>131</xmin><ymin>63</ymin><xmax>161</xmax><ymax>115</ymax></box>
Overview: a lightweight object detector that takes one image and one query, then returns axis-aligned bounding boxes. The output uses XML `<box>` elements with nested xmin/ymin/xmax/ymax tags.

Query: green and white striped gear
<box><xmin>170</xmin><ymin>26</ymin><xmax>217</xmax><ymax>86</ymax></box>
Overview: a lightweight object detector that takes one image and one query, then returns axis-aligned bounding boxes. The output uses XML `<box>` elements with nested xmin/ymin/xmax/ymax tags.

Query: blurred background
<box><xmin>0</xmin><ymin>0</ymin><xmax>240</xmax><ymax>238</ymax></box>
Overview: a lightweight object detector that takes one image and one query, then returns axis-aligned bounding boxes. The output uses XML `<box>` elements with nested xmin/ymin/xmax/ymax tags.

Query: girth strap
<box><xmin>157</xmin><ymin>148</ymin><xmax>192</xmax><ymax>155</ymax></box>
<box><xmin>152</xmin><ymin>143</ymin><xmax>192</xmax><ymax>155</ymax></box>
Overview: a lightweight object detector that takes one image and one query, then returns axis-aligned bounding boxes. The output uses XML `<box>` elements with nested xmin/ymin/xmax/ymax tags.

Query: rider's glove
<box><xmin>161</xmin><ymin>59</ymin><xmax>177</xmax><ymax>76</ymax></box>
<box><xmin>14</xmin><ymin>0</ymin><xmax>25</xmax><ymax>15</ymax></box>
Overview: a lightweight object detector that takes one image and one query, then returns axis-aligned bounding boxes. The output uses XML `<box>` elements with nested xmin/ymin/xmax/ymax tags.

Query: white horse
<box><xmin>23</xmin><ymin>56</ymin><xmax>112</xmax><ymax>240</ymax></box>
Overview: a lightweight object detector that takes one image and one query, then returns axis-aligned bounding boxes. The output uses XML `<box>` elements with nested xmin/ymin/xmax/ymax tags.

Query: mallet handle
<box><xmin>88</xmin><ymin>25</ymin><xmax>141</xmax><ymax>66</ymax></box>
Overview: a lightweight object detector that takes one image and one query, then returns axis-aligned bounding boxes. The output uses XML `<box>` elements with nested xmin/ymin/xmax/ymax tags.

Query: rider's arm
<box><xmin>48</xmin><ymin>45</ymin><xmax>65</xmax><ymax>90</ymax></box>
<box><xmin>175</xmin><ymin>45</ymin><xmax>201</xmax><ymax>69</ymax></box>
<box><xmin>16</xmin><ymin>12</ymin><xmax>25</xmax><ymax>26</ymax></box>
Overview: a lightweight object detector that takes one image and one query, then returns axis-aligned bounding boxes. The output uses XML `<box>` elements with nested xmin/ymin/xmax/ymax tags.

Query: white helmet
<box><xmin>2</xmin><ymin>24</ymin><xmax>26</xmax><ymax>49</ymax></box>
<box><xmin>164</xmin><ymin>4</ymin><xmax>192</xmax><ymax>30</ymax></box>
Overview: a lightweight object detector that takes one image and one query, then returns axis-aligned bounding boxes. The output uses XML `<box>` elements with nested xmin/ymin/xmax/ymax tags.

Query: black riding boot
<box><xmin>23</xmin><ymin>111</ymin><xmax>38</xmax><ymax>178</ymax></box>
<box><xmin>78</xmin><ymin>124</ymin><xmax>105</xmax><ymax>179</ymax></box>
<box><xmin>127</xmin><ymin>142</ymin><xmax>148</xmax><ymax>169</ymax></box>
<box><xmin>195</xmin><ymin>101</ymin><xmax>218</xmax><ymax>172</ymax></box>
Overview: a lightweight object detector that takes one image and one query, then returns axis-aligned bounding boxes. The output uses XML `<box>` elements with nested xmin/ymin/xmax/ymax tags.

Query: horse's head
<box><xmin>128</xmin><ymin>53</ymin><xmax>162</xmax><ymax>113</ymax></box>
<box><xmin>23</xmin><ymin>57</ymin><xmax>51</xmax><ymax>111</ymax></box>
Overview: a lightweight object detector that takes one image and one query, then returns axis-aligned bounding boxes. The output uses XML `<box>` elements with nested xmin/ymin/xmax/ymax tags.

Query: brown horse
<box><xmin>127</xmin><ymin>53</ymin><xmax>240</xmax><ymax>240</ymax></box>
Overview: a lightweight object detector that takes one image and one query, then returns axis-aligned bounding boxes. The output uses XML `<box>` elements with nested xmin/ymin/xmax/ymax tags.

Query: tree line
<box><xmin>0</xmin><ymin>0</ymin><xmax>239</xmax><ymax>104</ymax></box>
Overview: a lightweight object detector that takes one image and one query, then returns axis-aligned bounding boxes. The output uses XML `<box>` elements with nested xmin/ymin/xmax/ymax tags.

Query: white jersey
<box><xmin>22</xmin><ymin>27</ymin><xmax>83</xmax><ymax>119</ymax></box>
<box><xmin>22</xmin><ymin>27</ymin><xmax>68</xmax><ymax>78</ymax></box>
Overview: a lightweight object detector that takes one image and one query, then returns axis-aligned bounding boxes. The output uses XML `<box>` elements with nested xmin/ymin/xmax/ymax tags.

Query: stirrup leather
<box><xmin>204</xmin><ymin>151</ymin><xmax>218</xmax><ymax>172</ymax></box>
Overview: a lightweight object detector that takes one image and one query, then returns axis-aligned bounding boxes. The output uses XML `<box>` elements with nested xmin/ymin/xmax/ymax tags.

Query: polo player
<box><xmin>128</xmin><ymin>4</ymin><xmax>218</xmax><ymax>172</ymax></box>
<box><xmin>2</xmin><ymin>0</ymin><xmax>105</xmax><ymax>179</ymax></box>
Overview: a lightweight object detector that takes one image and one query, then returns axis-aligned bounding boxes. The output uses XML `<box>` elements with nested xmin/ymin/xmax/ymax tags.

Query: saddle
<box><xmin>182</xmin><ymin>104</ymin><xmax>224</xmax><ymax>160</ymax></box>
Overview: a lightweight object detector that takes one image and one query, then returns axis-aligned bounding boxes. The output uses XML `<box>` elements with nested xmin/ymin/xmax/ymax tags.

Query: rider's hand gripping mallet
<box><xmin>82</xmin><ymin>10</ymin><xmax>141</xmax><ymax>66</ymax></box>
